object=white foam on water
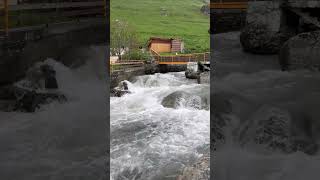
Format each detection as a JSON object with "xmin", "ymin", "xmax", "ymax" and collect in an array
[{"xmin": 110, "ymin": 72, "xmax": 210, "ymax": 179}]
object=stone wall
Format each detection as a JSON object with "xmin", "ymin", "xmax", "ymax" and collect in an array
[
  {"xmin": 110, "ymin": 68, "xmax": 145, "ymax": 89},
  {"xmin": 0, "ymin": 19, "xmax": 107, "ymax": 85}
]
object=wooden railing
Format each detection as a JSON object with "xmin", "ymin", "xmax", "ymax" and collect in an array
[
  {"xmin": 110, "ymin": 60, "xmax": 145, "ymax": 74},
  {"xmin": 154, "ymin": 52, "xmax": 210, "ymax": 64}
]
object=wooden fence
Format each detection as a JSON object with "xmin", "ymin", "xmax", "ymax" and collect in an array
[
  {"xmin": 154, "ymin": 52, "xmax": 210, "ymax": 64},
  {"xmin": 110, "ymin": 60, "xmax": 145, "ymax": 74}
]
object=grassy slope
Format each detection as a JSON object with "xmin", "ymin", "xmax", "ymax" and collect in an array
[{"xmin": 110, "ymin": 0, "xmax": 209, "ymax": 52}]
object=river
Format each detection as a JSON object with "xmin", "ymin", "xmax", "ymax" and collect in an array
[
  {"xmin": 0, "ymin": 46, "xmax": 107, "ymax": 180},
  {"xmin": 213, "ymin": 32, "xmax": 320, "ymax": 180},
  {"xmin": 110, "ymin": 72, "xmax": 210, "ymax": 179}
]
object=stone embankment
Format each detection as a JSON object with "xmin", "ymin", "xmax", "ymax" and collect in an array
[{"xmin": 111, "ymin": 61, "xmax": 188, "ymax": 90}]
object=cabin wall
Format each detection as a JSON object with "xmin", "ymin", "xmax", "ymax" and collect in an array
[{"xmin": 150, "ymin": 42, "xmax": 171, "ymax": 53}]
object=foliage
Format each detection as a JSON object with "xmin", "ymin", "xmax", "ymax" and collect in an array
[
  {"xmin": 122, "ymin": 50, "xmax": 152, "ymax": 61},
  {"xmin": 110, "ymin": 20, "xmax": 139, "ymax": 59}
]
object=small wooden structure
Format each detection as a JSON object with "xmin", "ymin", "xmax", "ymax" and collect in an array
[{"xmin": 147, "ymin": 37, "xmax": 184, "ymax": 53}]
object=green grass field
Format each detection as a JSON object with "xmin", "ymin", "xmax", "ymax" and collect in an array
[{"xmin": 110, "ymin": 0, "xmax": 210, "ymax": 53}]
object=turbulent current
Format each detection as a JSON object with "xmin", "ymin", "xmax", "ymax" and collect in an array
[
  {"xmin": 213, "ymin": 32, "xmax": 320, "ymax": 180},
  {"xmin": 110, "ymin": 72, "xmax": 210, "ymax": 179}
]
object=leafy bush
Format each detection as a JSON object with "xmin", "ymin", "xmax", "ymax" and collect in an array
[{"xmin": 122, "ymin": 50, "xmax": 152, "ymax": 61}]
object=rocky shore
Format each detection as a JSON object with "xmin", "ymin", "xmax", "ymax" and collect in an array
[{"xmin": 177, "ymin": 154, "xmax": 210, "ymax": 180}]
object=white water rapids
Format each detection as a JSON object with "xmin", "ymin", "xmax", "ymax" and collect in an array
[
  {"xmin": 110, "ymin": 72, "xmax": 210, "ymax": 179},
  {"xmin": 0, "ymin": 46, "xmax": 107, "ymax": 180},
  {"xmin": 213, "ymin": 32, "xmax": 320, "ymax": 180}
]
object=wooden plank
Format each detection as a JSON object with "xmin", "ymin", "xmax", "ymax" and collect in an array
[
  {"xmin": 210, "ymin": 2, "xmax": 248, "ymax": 9},
  {"xmin": 0, "ymin": 1, "xmax": 104, "ymax": 11}
]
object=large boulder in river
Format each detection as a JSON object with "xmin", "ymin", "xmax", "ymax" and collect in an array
[
  {"xmin": 161, "ymin": 91, "xmax": 206, "ymax": 109},
  {"xmin": 239, "ymin": 106, "xmax": 292, "ymax": 152},
  {"xmin": 240, "ymin": 1, "xmax": 291, "ymax": 54},
  {"xmin": 185, "ymin": 69, "xmax": 199, "ymax": 79},
  {"xmin": 279, "ymin": 31, "xmax": 320, "ymax": 71},
  {"xmin": 161, "ymin": 91, "xmax": 191, "ymax": 109}
]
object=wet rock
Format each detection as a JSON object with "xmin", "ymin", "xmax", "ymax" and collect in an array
[
  {"xmin": 111, "ymin": 89, "xmax": 131, "ymax": 97},
  {"xmin": 111, "ymin": 81, "xmax": 131, "ymax": 97},
  {"xmin": 291, "ymin": 137, "xmax": 318, "ymax": 155},
  {"xmin": 239, "ymin": 106, "xmax": 292, "ymax": 152},
  {"xmin": 197, "ymin": 72, "xmax": 209, "ymax": 84},
  {"xmin": 13, "ymin": 86, "xmax": 66, "ymax": 112},
  {"xmin": 177, "ymin": 154, "xmax": 210, "ymax": 180},
  {"xmin": 198, "ymin": 62, "xmax": 210, "ymax": 72},
  {"xmin": 279, "ymin": 31, "xmax": 320, "ymax": 71},
  {"xmin": 161, "ymin": 91, "xmax": 207, "ymax": 110},
  {"xmin": 185, "ymin": 69, "xmax": 199, "ymax": 79},
  {"xmin": 240, "ymin": 24, "xmax": 286, "ymax": 54},
  {"xmin": 240, "ymin": 1, "xmax": 291, "ymax": 54},
  {"xmin": 9, "ymin": 62, "xmax": 66, "ymax": 112},
  {"xmin": 161, "ymin": 91, "xmax": 191, "ymax": 109},
  {"xmin": 40, "ymin": 64, "xmax": 58, "ymax": 89}
]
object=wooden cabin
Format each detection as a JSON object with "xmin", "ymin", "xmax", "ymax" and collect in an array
[{"xmin": 148, "ymin": 37, "xmax": 184, "ymax": 53}]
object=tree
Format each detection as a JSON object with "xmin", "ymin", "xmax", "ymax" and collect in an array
[{"xmin": 110, "ymin": 20, "xmax": 138, "ymax": 60}]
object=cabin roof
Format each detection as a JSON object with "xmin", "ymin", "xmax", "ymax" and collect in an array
[{"xmin": 147, "ymin": 37, "xmax": 182, "ymax": 47}]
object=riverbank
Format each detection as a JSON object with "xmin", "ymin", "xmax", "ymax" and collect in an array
[{"xmin": 110, "ymin": 63, "xmax": 188, "ymax": 89}]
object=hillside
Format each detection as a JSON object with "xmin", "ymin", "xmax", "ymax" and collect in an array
[{"xmin": 110, "ymin": 0, "xmax": 210, "ymax": 52}]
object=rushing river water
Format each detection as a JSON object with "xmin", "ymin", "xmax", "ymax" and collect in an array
[
  {"xmin": 213, "ymin": 32, "xmax": 320, "ymax": 180},
  {"xmin": 0, "ymin": 46, "xmax": 108, "ymax": 179},
  {"xmin": 110, "ymin": 72, "xmax": 210, "ymax": 179}
]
